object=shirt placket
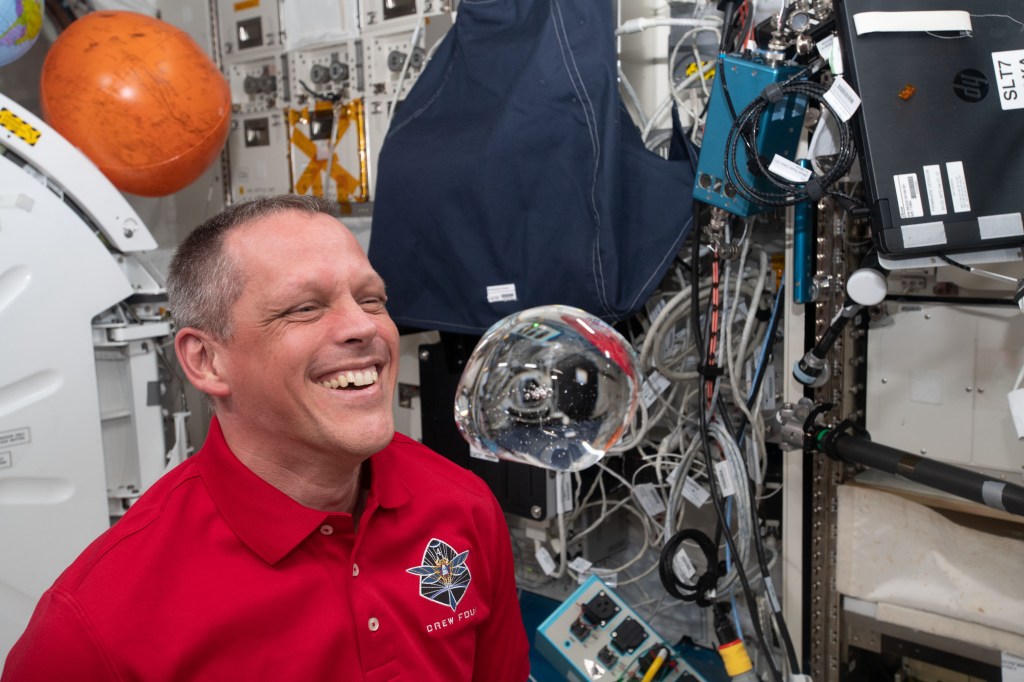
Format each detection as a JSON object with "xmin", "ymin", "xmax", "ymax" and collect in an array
[{"xmin": 349, "ymin": 498, "xmax": 400, "ymax": 680}]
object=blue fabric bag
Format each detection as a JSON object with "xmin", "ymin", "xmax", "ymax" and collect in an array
[{"xmin": 368, "ymin": 0, "xmax": 695, "ymax": 333}]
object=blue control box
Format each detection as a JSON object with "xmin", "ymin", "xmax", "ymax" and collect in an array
[{"xmin": 694, "ymin": 54, "xmax": 807, "ymax": 216}]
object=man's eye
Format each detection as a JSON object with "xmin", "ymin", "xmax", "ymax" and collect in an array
[
  {"xmin": 290, "ymin": 304, "xmax": 320, "ymax": 314},
  {"xmin": 362, "ymin": 297, "xmax": 387, "ymax": 310}
]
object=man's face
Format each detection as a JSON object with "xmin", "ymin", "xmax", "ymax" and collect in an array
[{"xmin": 213, "ymin": 210, "xmax": 400, "ymax": 463}]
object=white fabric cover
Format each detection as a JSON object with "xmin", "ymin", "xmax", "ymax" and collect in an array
[{"xmin": 837, "ymin": 485, "xmax": 1024, "ymax": 638}]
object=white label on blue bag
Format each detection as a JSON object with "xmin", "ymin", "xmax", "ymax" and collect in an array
[{"xmin": 486, "ymin": 283, "xmax": 517, "ymax": 303}]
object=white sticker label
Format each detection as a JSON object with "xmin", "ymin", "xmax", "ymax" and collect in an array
[
  {"xmin": 0, "ymin": 428, "xmax": 30, "ymax": 448},
  {"xmin": 641, "ymin": 370, "xmax": 671, "ymax": 408},
  {"xmin": 1003, "ymin": 652, "xmax": 1024, "ymax": 681},
  {"xmin": 816, "ymin": 34, "xmax": 837, "ymax": 74},
  {"xmin": 922, "ymin": 164, "xmax": 947, "ymax": 216},
  {"xmin": 992, "ymin": 50, "xmax": 1024, "ymax": 111},
  {"xmin": 853, "ymin": 10, "xmax": 972, "ymax": 36},
  {"xmin": 469, "ymin": 445, "xmax": 500, "ymax": 462},
  {"xmin": 894, "ymin": 173, "xmax": 925, "ymax": 219},
  {"xmin": 568, "ymin": 556, "xmax": 594, "ymax": 574},
  {"xmin": 633, "ymin": 483, "xmax": 666, "ymax": 518},
  {"xmin": 486, "ymin": 283, "xmax": 517, "ymax": 303},
  {"xmin": 556, "ymin": 472, "xmax": 574, "ymax": 514},
  {"xmin": 946, "ymin": 161, "xmax": 971, "ymax": 213},
  {"xmin": 714, "ymin": 460, "xmax": 737, "ymax": 497},
  {"xmin": 764, "ymin": 576, "xmax": 781, "ymax": 612},
  {"xmin": 648, "ymin": 298, "xmax": 667, "ymax": 320},
  {"xmin": 672, "ymin": 548, "xmax": 697, "ymax": 580},
  {"xmin": 768, "ymin": 154, "xmax": 813, "ymax": 183},
  {"xmin": 760, "ymin": 364, "xmax": 777, "ymax": 410},
  {"xmin": 590, "ymin": 568, "xmax": 617, "ymax": 587},
  {"xmin": 900, "ymin": 222, "xmax": 947, "ymax": 248},
  {"xmin": 823, "ymin": 76, "xmax": 861, "ymax": 121},
  {"xmin": 978, "ymin": 213, "xmax": 1024, "ymax": 240},
  {"xmin": 535, "ymin": 546, "xmax": 557, "ymax": 576},
  {"xmin": 682, "ymin": 475, "xmax": 711, "ymax": 507}
]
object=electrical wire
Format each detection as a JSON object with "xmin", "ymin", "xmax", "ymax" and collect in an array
[
  {"xmin": 690, "ymin": 228, "xmax": 785, "ymax": 682},
  {"xmin": 720, "ymin": 61, "xmax": 858, "ymax": 209},
  {"xmin": 387, "ymin": 8, "xmax": 425, "ymax": 127}
]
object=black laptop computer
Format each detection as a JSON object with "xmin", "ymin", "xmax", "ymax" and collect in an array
[{"xmin": 836, "ymin": 0, "xmax": 1024, "ymax": 259}]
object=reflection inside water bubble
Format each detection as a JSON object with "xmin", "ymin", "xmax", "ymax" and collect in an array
[{"xmin": 454, "ymin": 305, "xmax": 641, "ymax": 472}]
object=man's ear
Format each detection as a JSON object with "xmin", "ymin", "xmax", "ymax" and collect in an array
[{"xmin": 175, "ymin": 327, "xmax": 231, "ymax": 398}]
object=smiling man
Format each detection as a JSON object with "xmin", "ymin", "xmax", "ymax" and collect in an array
[{"xmin": 2, "ymin": 196, "xmax": 530, "ymax": 681}]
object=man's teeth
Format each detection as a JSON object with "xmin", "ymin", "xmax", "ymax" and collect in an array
[{"xmin": 320, "ymin": 369, "xmax": 379, "ymax": 389}]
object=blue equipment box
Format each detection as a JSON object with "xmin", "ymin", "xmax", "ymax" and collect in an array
[
  {"xmin": 694, "ymin": 54, "xmax": 807, "ymax": 217},
  {"xmin": 535, "ymin": 575, "xmax": 711, "ymax": 681}
]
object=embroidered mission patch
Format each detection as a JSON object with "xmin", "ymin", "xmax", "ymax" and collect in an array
[{"xmin": 406, "ymin": 538, "xmax": 472, "ymax": 611}]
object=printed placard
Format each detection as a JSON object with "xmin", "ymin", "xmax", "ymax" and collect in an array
[
  {"xmin": 946, "ymin": 161, "xmax": 971, "ymax": 213},
  {"xmin": 1003, "ymin": 651, "xmax": 1024, "ymax": 682},
  {"xmin": 894, "ymin": 173, "xmax": 925, "ymax": 219},
  {"xmin": 633, "ymin": 483, "xmax": 666, "ymax": 518},
  {"xmin": 469, "ymin": 445, "xmax": 499, "ymax": 463},
  {"xmin": 535, "ymin": 546, "xmax": 557, "ymax": 576},
  {"xmin": 823, "ymin": 76, "xmax": 861, "ymax": 121},
  {"xmin": 556, "ymin": 472, "xmax": 574, "ymax": 514},
  {"xmin": 0, "ymin": 427, "xmax": 30, "ymax": 448},
  {"xmin": 672, "ymin": 548, "xmax": 697, "ymax": 580},
  {"xmin": 922, "ymin": 164, "xmax": 947, "ymax": 216},
  {"xmin": 768, "ymin": 154, "xmax": 813, "ymax": 183},
  {"xmin": 681, "ymin": 475, "xmax": 711, "ymax": 508},
  {"xmin": 641, "ymin": 370, "xmax": 671, "ymax": 408},
  {"xmin": 486, "ymin": 283, "xmax": 517, "ymax": 303},
  {"xmin": 992, "ymin": 50, "xmax": 1024, "ymax": 111},
  {"xmin": 714, "ymin": 460, "xmax": 737, "ymax": 497}
]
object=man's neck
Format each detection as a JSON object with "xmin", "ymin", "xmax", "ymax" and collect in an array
[{"xmin": 231, "ymin": 446, "xmax": 367, "ymax": 514}]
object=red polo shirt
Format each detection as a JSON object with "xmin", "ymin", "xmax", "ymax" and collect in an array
[{"xmin": 2, "ymin": 419, "xmax": 529, "ymax": 681}]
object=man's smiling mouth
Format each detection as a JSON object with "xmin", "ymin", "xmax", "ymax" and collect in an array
[{"xmin": 319, "ymin": 368, "xmax": 379, "ymax": 389}]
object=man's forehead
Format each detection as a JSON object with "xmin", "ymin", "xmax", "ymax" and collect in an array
[{"xmin": 227, "ymin": 209, "xmax": 352, "ymax": 244}]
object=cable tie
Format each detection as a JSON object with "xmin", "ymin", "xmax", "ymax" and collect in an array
[
  {"xmin": 762, "ymin": 82, "xmax": 784, "ymax": 103},
  {"xmin": 805, "ymin": 178, "xmax": 825, "ymax": 202},
  {"xmin": 699, "ymin": 364, "xmax": 726, "ymax": 378}
]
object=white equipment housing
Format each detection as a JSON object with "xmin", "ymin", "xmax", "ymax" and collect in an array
[{"xmin": 0, "ymin": 93, "xmax": 173, "ymax": 655}]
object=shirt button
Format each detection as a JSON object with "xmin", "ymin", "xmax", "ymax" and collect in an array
[
  {"xmin": 352, "ymin": 563, "xmax": 360, "ymax": 577},
  {"xmin": 368, "ymin": 617, "xmax": 380, "ymax": 632},
  {"xmin": 319, "ymin": 524, "xmax": 334, "ymax": 535}
]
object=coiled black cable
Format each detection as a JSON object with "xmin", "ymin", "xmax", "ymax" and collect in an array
[{"xmin": 722, "ymin": 65, "xmax": 858, "ymax": 209}]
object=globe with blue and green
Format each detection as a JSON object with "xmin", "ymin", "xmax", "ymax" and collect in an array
[{"xmin": 0, "ymin": 0, "xmax": 42, "ymax": 67}]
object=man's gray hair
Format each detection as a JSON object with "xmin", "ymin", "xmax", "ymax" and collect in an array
[{"xmin": 166, "ymin": 195, "xmax": 342, "ymax": 340}]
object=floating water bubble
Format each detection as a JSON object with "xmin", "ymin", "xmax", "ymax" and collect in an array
[{"xmin": 455, "ymin": 305, "xmax": 641, "ymax": 472}]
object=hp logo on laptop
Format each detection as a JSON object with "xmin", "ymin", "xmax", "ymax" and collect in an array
[{"xmin": 953, "ymin": 68, "xmax": 990, "ymax": 103}]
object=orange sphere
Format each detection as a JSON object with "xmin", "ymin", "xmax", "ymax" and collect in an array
[{"xmin": 40, "ymin": 11, "xmax": 230, "ymax": 197}]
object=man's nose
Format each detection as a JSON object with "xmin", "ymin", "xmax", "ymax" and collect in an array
[{"xmin": 329, "ymin": 299, "xmax": 379, "ymax": 344}]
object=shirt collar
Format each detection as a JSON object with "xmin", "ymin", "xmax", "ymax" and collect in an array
[{"xmin": 195, "ymin": 417, "xmax": 412, "ymax": 565}]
